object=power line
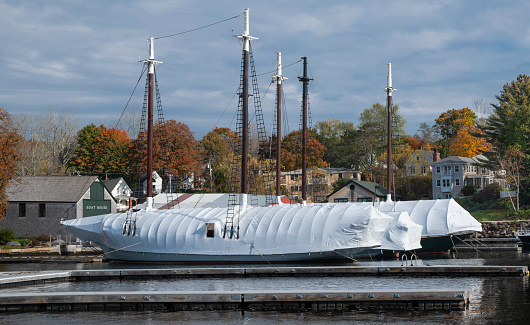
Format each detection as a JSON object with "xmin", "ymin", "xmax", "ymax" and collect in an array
[{"xmin": 154, "ymin": 14, "xmax": 241, "ymax": 40}]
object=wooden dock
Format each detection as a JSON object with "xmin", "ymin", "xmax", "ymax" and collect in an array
[
  {"xmin": 68, "ymin": 265, "xmax": 529, "ymax": 280},
  {"xmin": 0, "ymin": 289, "xmax": 471, "ymax": 312},
  {"xmin": 0, "ymin": 265, "xmax": 527, "ymax": 312}
]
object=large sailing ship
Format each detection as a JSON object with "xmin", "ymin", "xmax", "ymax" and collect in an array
[{"xmin": 63, "ymin": 9, "xmax": 480, "ymax": 262}]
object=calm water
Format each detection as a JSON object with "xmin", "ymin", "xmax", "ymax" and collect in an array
[{"xmin": 1, "ymin": 250, "xmax": 530, "ymax": 324}]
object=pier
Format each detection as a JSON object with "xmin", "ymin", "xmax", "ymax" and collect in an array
[
  {"xmin": 0, "ymin": 289, "xmax": 471, "ymax": 312},
  {"xmin": 0, "ymin": 265, "xmax": 527, "ymax": 312}
]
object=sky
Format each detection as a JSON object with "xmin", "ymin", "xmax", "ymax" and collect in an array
[{"xmin": 1, "ymin": 0, "xmax": 530, "ymax": 139}]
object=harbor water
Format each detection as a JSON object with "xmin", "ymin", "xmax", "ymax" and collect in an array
[{"xmin": 1, "ymin": 250, "xmax": 530, "ymax": 324}]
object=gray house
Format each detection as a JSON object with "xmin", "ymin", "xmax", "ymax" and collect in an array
[{"xmin": 0, "ymin": 176, "xmax": 116, "ymax": 239}]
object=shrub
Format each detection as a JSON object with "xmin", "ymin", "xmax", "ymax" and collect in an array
[
  {"xmin": 0, "ymin": 228, "xmax": 15, "ymax": 244},
  {"xmin": 460, "ymin": 184, "xmax": 476, "ymax": 197}
]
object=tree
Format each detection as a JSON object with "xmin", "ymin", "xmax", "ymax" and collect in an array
[
  {"xmin": 133, "ymin": 120, "xmax": 203, "ymax": 190},
  {"xmin": 14, "ymin": 109, "xmax": 77, "ymax": 175},
  {"xmin": 435, "ymin": 107, "xmax": 489, "ymax": 157},
  {"xmin": 357, "ymin": 103, "xmax": 407, "ymax": 181},
  {"xmin": 70, "ymin": 124, "xmax": 131, "ymax": 175},
  {"xmin": 359, "ymin": 103, "xmax": 406, "ymax": 144},
  {"xmin": 199, "ymin": 127, "xmax": 238, "ymax": 192},
  {"xmin": 313, "ymin": 118, "xmax": 355, "ymax": 168},
  {"xmin": 281, "ymin": 130, "xmax": 327, "ymax": 171},
  {"xmin": 482, "ymin": 75, "xmax": 530, "ymax": 208},
  {"xmin": 483, "ymin": 75, "xmax": 530, "ymax": 154},
  {"xmin": 0, "ymin": 108, "xmax": 22, "ymax": 218}
]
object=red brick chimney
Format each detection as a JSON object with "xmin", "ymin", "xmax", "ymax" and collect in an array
[{"xmin": 433, "ymin": 148, "xmax": 440, "ymax": 162}]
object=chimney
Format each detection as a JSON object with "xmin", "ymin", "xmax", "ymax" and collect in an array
[{"xmin": 433, "ymin": 148, "xmax": 440, "ymax": 162}]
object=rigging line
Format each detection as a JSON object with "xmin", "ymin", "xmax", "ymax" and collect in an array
[
  {"xmin": 114, "ymin": 65, "xmax": 148, "ymax": 130},
  {"xmin": 255, "ymin": 59, "xmax": 302, "ymax": 77},
  {"xmin": 215, "ymin": 87, "xmax": 240, "ymax": 128},
  {"xmin": 154, "ymin": 14, "xmax": 241, "ymax": 39}
]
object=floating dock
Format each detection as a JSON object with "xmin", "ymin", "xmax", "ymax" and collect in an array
[
  {"xmin": 0, "ymin": 265, "xmax": 527, "ymax": 312},
  {"xmin": 0, "ymin": 289, "xmax": 471, "ymax": 312}
]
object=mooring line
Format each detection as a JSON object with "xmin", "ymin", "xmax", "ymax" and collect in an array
[
  {"xmin": 250, "ymin": 244, "xmax": 270, "ymax": 264},
  {"xmin": 333, "ymin": 250, "xmax": 359, "ymax": 263},
  {"xmin": 102, "ymin": 242, "xmax": 143, "ymax": 256}
]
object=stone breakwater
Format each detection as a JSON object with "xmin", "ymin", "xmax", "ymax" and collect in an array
[{"xmin": 477, "ymin": 220, "xmax": 530, "ymax": 238}]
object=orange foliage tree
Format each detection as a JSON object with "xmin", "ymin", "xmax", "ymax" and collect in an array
[
  {"xmin": 448, "ymin": 128, "xmax": 491, "ymax": 157},
  {"xmin": 281, "ymin": 130, "xmax": 327, "ymax": 171},
  {"xmin": 435, "ymin": 107, "xmax": 488, "ymax": 157},
  {"xmin": 134, "ymin": 120, "xmax": 203, "ymax": 187},
  {"xmin": 70, "ymin": 124, "xmax": 131, "ymax": 175},
  {"xmin": 0, "ymin": 108, "xmax": 22, "ymax": 218}
]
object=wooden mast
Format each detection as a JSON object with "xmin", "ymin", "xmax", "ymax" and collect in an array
[
  {"xmin": 299, "ymin": 57, "xmax": 310, "ymax": 204},
  {"xmin": 236, "ymin": 9, "xmax": 257, "ymax": 205},
  {"xmin": 385, "ymin": 63, "xmax": 396, "ymax": 202},
  {"xmin": 274, "ymin": 52, "xmax": 286, "ymax": 204},
  {"xmin": 142, "ymin": 37, "xmax": 161, "ymax": 209}
]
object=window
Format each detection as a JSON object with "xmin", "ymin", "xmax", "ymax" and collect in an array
[
  {"xmin": 442, "ymin": 179, "xmax": 451, "ymax": 187},
  {"xmin": 409, "ymin": 166, "xmax": 415, "ymax": 175},
  {"xmin": 421, "ymin": 166, "xmax": 427, "ymax": 174},
  {"xmin": 206, "ymin": 223, "xmax": 215, "ymax": 238},
  {"xmin": 334, "ymin": 198, "xmax": 348, "ymax": 203},
  {"xmin": 338, "ymin": 173, "xmax": 343, "ymax": 178},
  {"xmin": 455, "ymin": 179, "xmax": 460, "ymax": 186},
  {"xmin": 357, "ymin": 197, "xmax": 373, "ymax": 202},
  {"xmin": 436, "ymin": 166, "xmax": 441, "ymax": 174},
  {"xmin": 436, "ymin": 179, "xmax": 441, "ymax": 187},
  {"xmin": 39, "ymin": 203, "xmax": 46, "ymax": 218},
  {"xmin": 19, "ymin": 203, "xmax": 26, "ymax": 218},
  {"xmin": 454, "ymin": 165, "xmax": 460, "ymax": 173},
  {"xmin": 290, "ymin": 175, "xmax": 295, "ymax": 181}
]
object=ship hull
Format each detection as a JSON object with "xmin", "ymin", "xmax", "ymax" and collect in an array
[{"xmin": 100, "ymin": 245, "xmax": 371, "ymax": 263}]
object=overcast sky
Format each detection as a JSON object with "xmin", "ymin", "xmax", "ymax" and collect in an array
[{"xmin": 1, "ymin": 0, "xmax": 529, "ymax": 139}]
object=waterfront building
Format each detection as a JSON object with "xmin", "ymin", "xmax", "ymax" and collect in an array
[{"xmin": 0, "ymin": 176, "xmax": 116, "ymax": 238}]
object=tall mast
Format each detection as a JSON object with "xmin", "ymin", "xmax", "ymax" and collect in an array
[
  {"xmin": 236, "ymin": 9, "xmax": 257, "ymax": 196},
  {"xmin": 141, "ymin": 37, "xmax": 161, "ymax": 209},
  {"xmin": 273, "ymin": 52, "xmax": 286, "ymax": 203},
  {"xmin": 299, "ymin": 57, "xmax": 310, "ymax": 204},
  {"xmin": 384, "ymin": 63, "xmax": 396, "ymax": 202}
]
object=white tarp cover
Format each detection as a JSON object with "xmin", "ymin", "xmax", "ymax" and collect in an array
[
  {"xmin": 379, "ymin": 211, "xmax": 423, "ymax": 251},
  {"xmin": 375, "ymin": 199, "xmax": 482, "ymax": 237},
  {"xmin": 63, "ymin": 203, "xmax": 394, "ymax": 257}
]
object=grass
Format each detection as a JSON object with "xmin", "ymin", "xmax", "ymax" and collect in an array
[{"xmin": 470, "ymin": 209, "xmax": 507, "ymax": 221}]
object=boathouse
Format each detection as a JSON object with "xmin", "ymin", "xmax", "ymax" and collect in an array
[{"xmin": 0, "ymin": 176, "xmax": 116, "ymax": 239}]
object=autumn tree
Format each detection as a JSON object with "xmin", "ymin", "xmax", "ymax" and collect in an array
[
  {"xmin": 435, "ymin": 107, "xmax": 490, "ymax": 157},
  {"xmin": 69, "ymin": 124, "xmax": 132, "ymax": 176},
  {"xmin": 281, "ymin": 130, "xmax": 327, "ymax": 171},
  {"xmin": 132, "ymin": 120, "xmax": 202, "ymax": 191},
  {"xmin": 0, "ymin": 108, "xmax": 22, "ymax": 218}
]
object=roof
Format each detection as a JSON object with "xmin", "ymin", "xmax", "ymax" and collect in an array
[
  {"xmin": 7, "ymin": 176, "xmax": 99, "ymax": 203},
  {"xmin": 136, "ymin": 193, "xmax": 295, "ymax": 210},
  {"xmin": 102, "ymin": 178, "xmax": 121, "ymax": 191},
  {"xmin": 430, "ymin": 154, "xmax": 488, "ymax": 165},
  {"xmin": 327, "ymin": 180, "xmax": 388, "ymax": 198},
  {"xmin": 281, "ymin": 168, "xmax": 360, "ymax": 175}
]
